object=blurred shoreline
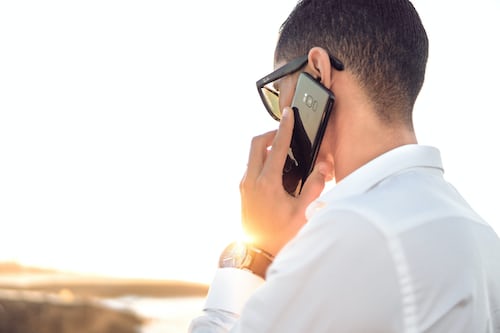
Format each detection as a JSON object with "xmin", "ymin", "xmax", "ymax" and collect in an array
[
  {"xmin": 0, "ymin": 262, "xmax": 208, "ymax": 333},
  {"xmin": 0, "ymin": 262, "xmax": 209, "ymax": 297}
]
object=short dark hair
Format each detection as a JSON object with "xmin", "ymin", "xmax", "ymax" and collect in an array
[{"xmin": 276, "ymin": 0, "xmax": 428, "ymax": 126}]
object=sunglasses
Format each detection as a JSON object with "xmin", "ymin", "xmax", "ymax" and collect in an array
[{"xmin": 256, "ymin": 54, "xmax": 345, "ymax": 121}]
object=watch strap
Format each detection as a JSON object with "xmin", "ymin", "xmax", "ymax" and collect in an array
[
  {"xmin": 246, "ymin": 245, "xmax": 274, "ymax": 279},
  {"xmin": 219, "ymin": 242, "xmax": 274, "ymax": 279}
]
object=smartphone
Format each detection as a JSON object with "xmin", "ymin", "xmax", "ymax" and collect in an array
[{"xmin": 282, "ymin": 72, "xmax": 335, "ymax": 196}]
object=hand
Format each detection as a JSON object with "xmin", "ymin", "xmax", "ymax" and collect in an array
[{"xmin": 240, "ymin": 107, "xmax": 332, "ymax": 257}]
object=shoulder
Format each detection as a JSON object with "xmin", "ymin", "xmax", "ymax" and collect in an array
[
  {"xmin": 262, "ymin": 208, "xmax": 404, "ymax": 331},
  {"xmin": 271, "ymin": 206, "xmax": 394, "ymax": 280}
]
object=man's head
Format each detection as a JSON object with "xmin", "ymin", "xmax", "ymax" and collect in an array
[{"xmin": 276, "ymin": 0, "xmax": 428, "ymax": 127}]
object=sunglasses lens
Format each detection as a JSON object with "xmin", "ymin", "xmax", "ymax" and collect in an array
[{"xmin": 261, "ymin": 86, "xmax": 281, "ymax": 121}]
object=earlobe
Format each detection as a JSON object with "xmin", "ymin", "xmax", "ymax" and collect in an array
[{"xmin": 307, "ymin": 47, "xmax": 333, "ymax": 88}]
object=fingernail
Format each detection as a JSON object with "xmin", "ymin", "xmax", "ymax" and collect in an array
[
  {"xmin": 318, "ymin": 164, "xmax": 328, "ymax": 177},
  {"xmin": 282, "ymin": 107, "xmax": 290, "ymax": 119},
  {"xmin": 317, "ymin": 162, "xmax": 332, "ymax": 179}
]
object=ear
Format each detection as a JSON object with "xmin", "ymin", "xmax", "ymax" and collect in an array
[{"xmin": 307, "ymin": 47, "xmax": 334, "ymax": 89}]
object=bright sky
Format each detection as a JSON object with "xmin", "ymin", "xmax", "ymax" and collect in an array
[{"xmin": 0, "ymin": 1, "xmax": 499, "ymax": 285}]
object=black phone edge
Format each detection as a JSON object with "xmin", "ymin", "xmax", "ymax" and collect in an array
[{"xmin": 297, "ymin": 94, "xmax": 334, "ymax": 194}]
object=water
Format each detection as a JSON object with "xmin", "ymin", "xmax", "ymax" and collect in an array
[{"xmin": 102, "ymin": 296, "xmax": 205, "ymax": 333}]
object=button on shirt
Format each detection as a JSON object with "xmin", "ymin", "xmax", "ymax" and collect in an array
[{"xmin": 189, "ymin": 144, "xmax": 500, "ymax": 333}]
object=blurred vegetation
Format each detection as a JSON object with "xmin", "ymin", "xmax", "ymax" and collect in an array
[{"xmin": 0, "ymin": 297, "xmax": 143, "ymax": 333}]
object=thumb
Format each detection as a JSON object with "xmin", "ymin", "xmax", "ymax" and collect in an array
[{"xmin": 299, "ymin": 162, "xmax": 333, "ymax": 204}]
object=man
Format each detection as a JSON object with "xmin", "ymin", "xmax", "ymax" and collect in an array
[{"xmin": 189, "ymin": 0, "xmax": 500, "ymax": 332}]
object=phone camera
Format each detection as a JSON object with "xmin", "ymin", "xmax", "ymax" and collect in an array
[{"xmin": 303, "ymin": 93, "xmax": 318, "ymax": 111}]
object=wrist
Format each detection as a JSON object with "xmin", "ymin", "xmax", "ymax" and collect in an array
[{"xmin": 219, "ymin": 241, "xmax": 274, "ymax": 280}]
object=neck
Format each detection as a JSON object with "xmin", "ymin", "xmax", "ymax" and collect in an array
[
  {"xmin": 322, "ymin": 70, "xmax": 418, "ymax": 183},
  {"xmin": 333, "ymin": 123, "xmax": 417, "ymax": 182},
  {"xmin": 330, "ymin": 82, "xmax": 417, "ymax": 181}
]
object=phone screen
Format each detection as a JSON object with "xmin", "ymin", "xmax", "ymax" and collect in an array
[{"xmin": 282, "ymin": 72, "xmax": 334, "ymax": 196}]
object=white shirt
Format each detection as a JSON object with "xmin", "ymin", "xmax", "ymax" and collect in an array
[{"xmin": 189, "ymin": 145, "xmax": 500, "ymax": 332}]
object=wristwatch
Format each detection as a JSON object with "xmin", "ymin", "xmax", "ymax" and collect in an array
[{"xmin": 219, "ymin": 241, "xmax": 274, "ymax": 279}]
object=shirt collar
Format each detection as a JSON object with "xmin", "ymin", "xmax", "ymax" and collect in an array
[{"xmin": 306, "ymin": 144, "xmax": 444, "ymax": 218}]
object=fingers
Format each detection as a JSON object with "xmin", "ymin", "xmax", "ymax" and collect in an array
[
  {"xmin": 243, "ymin": 107, "xmax": 295, "ymax": 185},
  {"xmin": 261, "ymin": 107, "xmax": 294, "ymax": 178},
  {"xmin": 298, "ymin": 161, "xmax": 333, "ymax": 205},
  {"xmin": 240, "ymin": 107, "xmax": 328, "ymax": 255},
  {"xmin": 244, "ymin": 130, "xmax": 276, "ymax": 182}
]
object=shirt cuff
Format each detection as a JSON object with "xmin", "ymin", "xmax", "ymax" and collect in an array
[{"xmin": 204, "ymin": 267, "xmax": 265, "ymax": 315}]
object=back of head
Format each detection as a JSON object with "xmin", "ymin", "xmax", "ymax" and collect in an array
[{"xmin": 276, "ymin": 0, "xmax": 428, "ymax": 127}]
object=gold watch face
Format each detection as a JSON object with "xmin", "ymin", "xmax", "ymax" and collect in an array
[{"xmin": 219, "ymin": 242, "xmax": 248, "ymax": 268}]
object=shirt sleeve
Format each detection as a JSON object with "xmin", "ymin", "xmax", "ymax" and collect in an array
[
  {"xmin": 188, "ymin": 309, "xmax": 238, "ymax": 333},
  {"xmin": 188, "ymin": 268, "xmax": 264, "ymax": 333}
]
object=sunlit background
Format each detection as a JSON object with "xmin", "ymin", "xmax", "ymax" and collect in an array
[{"xmin": 1, "ymin": 0, "xmax": 499, "ymax": 285}]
